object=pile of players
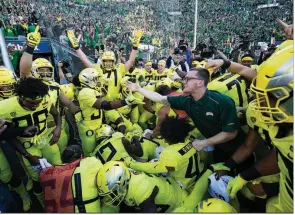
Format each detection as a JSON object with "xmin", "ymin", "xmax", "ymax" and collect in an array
[{"xmin": 0, "ymin": 23, "xmax": 293, "ymax": 213}]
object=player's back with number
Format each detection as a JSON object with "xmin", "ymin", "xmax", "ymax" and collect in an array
[
  {"xmin": 92, "ymin": 132, "xmax": 130, "ymax": 164},
  {"xmin": 78, "ymin": 87, "xmax": 103, "ymax": 130},
  {"xmin": 159, "ymin": 142, "xmax": 204, "ymax": 190},
  {"xmin": 208, "ymin": 73, "xmax": 249, "ymax": 108}
]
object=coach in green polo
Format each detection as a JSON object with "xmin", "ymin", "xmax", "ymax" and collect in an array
[{"xmin": 127, "ymin": 67, "xmax": 247, "ymax": 163}]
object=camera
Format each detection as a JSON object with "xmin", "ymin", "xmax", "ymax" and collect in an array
[
  {"xmin": 178, "ymin": 39, "xmax": 188, "ymax": 52},
  {"xmin": 60, "ymin": 60, "xmax": 70, "ymax": 69}
]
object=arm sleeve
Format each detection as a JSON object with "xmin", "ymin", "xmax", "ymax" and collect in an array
[
  {"xmin": 78, "ymin": 89, "xmax": 97, "ymax": 107},
  {"xmin": 220, "ymin": 96, "xmax": 240, "ymax": 132},
  {"xmin": 182, "ymin": 169, "xmax": 212, "ymax": 209},
  {"xmin": 130, "ymin": 161, "xmax": 168, "ymax": 174},
  {"xmin": 167, "ymin": 95, "xmax": 186, "ymax": 110},
  {"xmin": 0, "ymin": 126, "xmax": 26, "ymax": 141},
  {"xmin": 134, "ymin": 178, "xmax": 157, "ymax": 206}
]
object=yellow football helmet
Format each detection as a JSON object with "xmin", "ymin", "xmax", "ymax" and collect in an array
[
  {"xmin": 96, "ymin": 161, "xmax": 130, "ymax": 206},
  {"xmin": 0, "ymin": 67, "xmax": 16, "ymax": 98},
  {"xmin": 192, "ymin": 60, "xmax": 215, "ymax": 80},
  {"xmin": 79, "ymin": 68, "xmax": 102, "ymax": 91},
  {"xmin": 250, "ymin": 44, "xmax": 293, "ymax": 124},
  {"xmin": 96, "ymin": 124, "xmax": 114, "ymax": 141},
  {"xmin": 274, "ymin": 40, "xmax": 293, "ymax": 54},
  {"xmin": 31, "ymin": 58, "xmax": 54, "ymax": 81},
  {"xmin": 60, "ymin": 84, "xmax": 74, "ymax": 101},
  {"xmin": 196, "ymin": 198, "xmax": 237, "ymax": 213},
  {"xmin": 172, "ymin": 78, "xmax": 183, "ymax": 89},
  {"xmin": 101, "ymin": 51, "xmax": 115, "ymax": 71},
  {"xmin": 155, "ymin": 78, "xmax": 172, "ymax": 89}
]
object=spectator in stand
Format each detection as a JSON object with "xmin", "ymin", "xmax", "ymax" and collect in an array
[{"xmin": 59, "ymin": 30, "xmax": 68, "ymax": 45}]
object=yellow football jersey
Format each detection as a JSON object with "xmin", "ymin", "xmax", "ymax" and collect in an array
[
  {"xmin": 247, "ymin": 107, "xmax": 293, "ymax": 211},
  {"xmin": 92, "ymin": 132, "xmax": 131, "ymax": 164},
  {"xmin": 72, "ymin": 157, "xmax": 103, "ymax": 212},
  {"xmin": 125, "ymin": 169, "xmax": 187, "ymax": 212},
  {"xmin": 208, "ymin": 73, "xmax": 249, "ymax": 108},
  {"xmin": 142, "ymin": 68, "xmax": 155, "ymax": 83},
  {"xmin": 152, "ymin": 69, "xmax": 173, "ymax": 81},
  {"xmin": 0, "ymin": 95, "xmax": 52, "ymax": 139},
  {"xmin": 103, "ymin": 109, "xmax": 122, "ymax": 129},
  {"xmin": 158, "ymin": 142, "xmax": 204, "ymax": 190},
  {"xmin": 268, "ymin": 124, "xmax": 293, "ymax": 211},
  {"xmin": 100, "ymin": 64, "xmax": 125, "ymax": 101},
  {"xmin": 78, "ymin": 87, "xmax": 103, "ymax": 130},
  {"xmin": 125, "ymin": 68, "xmax": 144, "ymax": 83},
  {"xmin": 133, "ymin": 137, "xmax": 169, "ymax": 162}
]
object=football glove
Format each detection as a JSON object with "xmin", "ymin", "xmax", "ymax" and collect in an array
[
  {"xmin": 67, "ymin": 30, "xmax": 81, "ymax": 50},
  {"xmin": 226, "ymin": 175, "xmax": 248, "ymax": 199},
  {"xmin": 129, "ymin": 30, "xmax": 143, "ymax": 48},
  {"xmin": 125, "ymin": 91, "xmax": 145, "ymax": 105},
  {"xmin": 210, "ymin": 162, "xmax": 231, "ymax": 172},
  {"xmin": 32, "ymin": 158, "xmax": 52, "ymax": 171},
  {"xmin": 27, "ymin": 26, "xmax": 41, "ymax": 47}
]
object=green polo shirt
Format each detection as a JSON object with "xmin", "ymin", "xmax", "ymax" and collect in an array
[{"xmin": 167, "ymin": 90, "xmax": 245, "ymax": 155}]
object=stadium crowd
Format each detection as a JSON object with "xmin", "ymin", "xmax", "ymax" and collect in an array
[
  {"xmin": 1, "ymin": 0, "xmax": 293, "ymax": 56},
  {"xmin": 0, "ymin": 0, "xmax": 294, "ymax": 213}
]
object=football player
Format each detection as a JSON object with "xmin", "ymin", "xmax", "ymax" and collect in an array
[
  {"xmin": 223, "ymin": 44, "xmax": 293, "ymax": 213},
  {"xmin": 96, "ymin": 161, "xmax": 188, "ymax": 212},
  {"xmin": 0, "ymin": 68, "xmax": 33, "ymax": 211},
  {"xmin": 173, "ymin": 163, "xmax": 239, "ymax": 212},
  {"xmin": 152, "ymin": 60, "xmax": 173, "ymax": 81},
  {"xmin": 77, "ymin": 68, "xmax": 144, "ymax": 156},
  {"xmin": 91, "ymin": 125, "xmax": 134, "ymax": 164},
  {"xmin": 148, "ymin": 79, "xmax": 187, "ymax": 138},
  {"xmin": 39, "ymin": 145, "xmax": 103, "ymax": 213},
  {"xmin": 142, "ymin": 61, "xmax": 154, "ymax": 83},
  {"xmin": 0, "ymin": 67, "xmax": 16, "ymax": 101},
  {"xmin": 125, "ymin": 117, "xmax": 204, "ymax": 191},
  {"xmin": 19, "ymin": 27, "xmax": 80, "ymax": 156},
  {"xmin": 0, "ymin": 78, "xmax": 62, "ymax": 207},
  {"xmin": 67, "ymin": 29, "xmax": 143, "ymax": 101}
]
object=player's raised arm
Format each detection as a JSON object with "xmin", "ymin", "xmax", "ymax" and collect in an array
[
  {"xmin": 125, "ymin": 30, "xmax": 144, "ymax": 71},
  {"xmin": 20, "ymin": 26, "xmax": 41, "ymax": 78},
  {"xmin": 205, "ymin": 59, "xmax": 257, "ymax": 81},
  {"xmin": 127, "ymin": 82, "xmax": 169, "ymax": 105},
  {"xmin": 92, "ymin": 90, "xmax": 145, "ymax": 110},
  {"xmin": 67, "ymin": 30, "xmax": 95, "ymax": 68}
]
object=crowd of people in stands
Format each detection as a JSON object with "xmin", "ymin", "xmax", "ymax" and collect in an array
[{"xmin": 1, "ymin": 0, "xmax": 293, "ymax": 58}]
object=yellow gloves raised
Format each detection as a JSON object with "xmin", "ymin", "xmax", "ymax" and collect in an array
[
  {"xmin": 27, "ymin": 26, "xmax": 41, "ymax": 47},
  {"xmin": 129, "ymin": 30, "xmax": 144, "ymax": 48},
  {"xmin": 67, "ymin": 30, "xmax": 81, "ymax": 50}
]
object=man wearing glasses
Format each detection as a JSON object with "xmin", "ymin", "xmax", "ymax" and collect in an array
[{"xmin": 127, "ymin": 67, "xmax": 249, "ymax": 170}]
